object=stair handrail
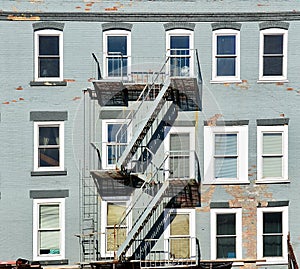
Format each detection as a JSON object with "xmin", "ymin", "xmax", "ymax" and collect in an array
[{"xmin": 114, "ymin": 56, "xmax": 171, "ymax": 165}]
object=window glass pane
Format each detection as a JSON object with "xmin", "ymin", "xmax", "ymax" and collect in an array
[
  {"xmin": 215, "ymin": 134, "xmax": 237, "ymax": 156},
  {"xmin": 108, "ymin": 36, "xmax": 127, "ymax": 55},
  {"xmin": 263, "ymin": 212, "xmax": 282, "ymax": 233},
  {"xmin": 39, "ymin": 127, "xmax": 59, "ymax": 145},
  {"xmin": 39, "ymin": 148, "xmax": 59, "ymax": 167},
  {"xmin": 170, "ymin": 238, "xmax": 190, "ymax": 259},
  {"xmin": 217, "ymin": 58, "xmax": 236, "ymax": 76},
  {"xmin": 107, "ymin": 145, "xmax": 126, "ymax": 165},
  {"xmin": 217, "ymin": 237, "xmax": 236, "ymax": 258},
  {"xmin": 39, "ymin": 36, "xmax": 59, "ymax": 55},
  {"xmin": 264, "ymin": 35, "xmax": 283, "ymax": 54},
  {"xmin": 263, "ymin": 133, "xmax": 282, "ymax": 155},
  {"xmin": 106, "ymin": 227, "xmax": 126, "ymax": 252},
  {"xmin": 170, "ymin": 36, "xmax": 190, "ymax": 50},
  {"xmin": 39, "ymin": 58, "xmax": 60, "ymax": 78},
  {"xmin": 40, "ymin": 231, "xmax": 60, "ymax": 254},
  {"xmin": 107, "ymin": 203, "xmax": 126, "ymax": 226},
  {"xmin": 170, "ymin": 133, "xmax": 189, "ymax": 151},
  {"xmin": 108, "ymin": 124, "xmax": 127, "ymax": 143},
  {"xmin": 217, "ymin": 35, "xmax": 236, "ymax": 55},
  {"xmin": 40, "ymin": 205, "xmax": 59, "ymax": 228},
  {"xmin": 170, "ymin": 156, "xmax": 189, "ymax": 178},
  {"xmin": 263, "ymin": 56, "xmax": 283, "ymax": 76},
  {"xmin": 217, "ymin": 214, "xmax": 236, "ymax": 235},
  {"xmin": 215, "ymin": 157, "xmax": 237, "ymax": 178},
  {"xmin": 108, "ymin": 57, "xmax": 128, "ymax": 77},
  {"xmin": 263, "ymin": 235, "xmax": 282, "ymax": 257},
  {"xmin": 263, "ymin": 157, "xmax": 282, "ymax": 177},
  {"xmin": 170, "ymin": 214, "xmax": 190, "ymax": 236}
]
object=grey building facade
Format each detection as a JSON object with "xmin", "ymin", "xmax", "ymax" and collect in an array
[{"xmin": 1, "ymin": 1, "xmax": 300, "ymax": 269}]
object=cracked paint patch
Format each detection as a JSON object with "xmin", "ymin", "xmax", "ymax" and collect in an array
[
  {"xmin": 7, "ymin": 15, "xmax": 40, "ymax": 21},
  {"xmin": 205, "ymin": 113, "xmax": 223, "ymax": 126}
]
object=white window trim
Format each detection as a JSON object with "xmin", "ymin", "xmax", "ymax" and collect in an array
[
  {"xmin": 257, "ymin": 206, "xmax": 288, "ymax": 265},
  {"xmin": 33, "ymin": 121, "xmax": 65, "ymax": 172},
  {"xmin": 164, "ymin": 208, "xmax": 196, "ymax": 260},
  {"xmin": 34, "ymin": 29, "xmax": 63, "ymax": 82},
  {"xmin": 103, "ymin": 30, "xmax": 131, "ymax": 79},
  {"xmin": 100, "ymin": 198, "xmax": 131, "ymax": 257},
  {"xmin": 166, "ymin": 29, "xmax": 194, "ymax": 77},
  {"xmin": 258, "ymin": 28, "xmax": 288, "ymax": 82},
  {"xmin": 210, "ymin": 208, "xmax": 242, "ymax": 261},
  {"xmin": 211, "ymin": 29, "xmax": 241, "ymax": 83},
  {"xmin": 164, "ymin": 126, "xmax": 195, "ymax": 179},
  {"xmin": 203, "ymin": 125, "xmax": 248, "ymax": 184},
  {"xmin": 101, "ymin": 119, "xmax": 131, "ymax": 169},
  {"xmin": 33, "ymin": 198, "xmax": 65, "ymax": 261},
  {"xmin": 256, "ymin": 125, "xmax": 288, "ymax": 183}
]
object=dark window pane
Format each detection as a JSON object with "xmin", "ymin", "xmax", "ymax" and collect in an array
[
  {"xmin": 263, "ymin": 212, "xmax": 282, "ymax": 233},
  {"xmin": 39, "ymin": 127, "xmax": 59, "ymax": 145},
  {"xmin": 171, "ymin": 36, "xmax": 190, "ymax": 49},
  {"xmin": 39, "ymin": 148, "xmax": 59, "ymax": 167},
  {"xmin": 170, "ymin": 57, "xmax": 190, "ymax": 76},
  {"xmin": 263, "ymin": 235, "xmax": 282, "ymax": 257},
  {"xmin": 217, "ymin": 237, "xmax": 236, "ymax": 258},
  {"xmin": 108, "ymin": 36, "xmax": 127, "ymax": 55},
  {"xmin": 263, "ymin": 56, "xmax": 283, "ymax": 76},
  {"xmin": 217, "ymin": 58, "xmax": 236, "ymax": 76},
  {"xmin": 108, "ymin": 124, "xmax": 127, "ymax": 143},
  {"xmin": 217, "ymin": 36, "xmax": 236, "ymax": 55},
  {"xmin": 39, "ymin": 36, "xmax": 59, "ymax": 55},
  {"xmin": 39, "ymin": 58, "xmax": 60, "ymax": 77},
  {"xmin": 217, "ymin": 214, "xmax": 236, "ymax": 235},
  {"xmin": 264, "ymin": 35, "xmax": 283, "ymax": 54}
]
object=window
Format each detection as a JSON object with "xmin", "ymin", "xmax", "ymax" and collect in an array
[
  {"xmin": 165, "ymin": 209, "xmax": 196, "ymax": 260},
  {"xmin": 210, "ymin": 208, "xmax": 242, "ymax": 260},
  {"xmin": 257, "ymin": 206, "xmax": 288, "ymax": 264},
  {"xmin": 212, "ymin": 29, "xmax": 240, "ymax": 82},
  {"xmin": 164, "ymin": 126, "xmax": 195, "ymax": 179},
  {"xmin": 33, "ymin": 198, "xmax": 65, "ymax": 260},
  {"xmin": 259, "ymin": 28, "xmax": 288, "ymax": 81},
  {"xmin": 103, "ymin": 30, "xmax": 131, "ymax": 78},
  {"xmin": 102, "ymin": 120, "xmax": 129, "ymax": 169},
  {"xmin": 257, "ymin": 125, "xmax": 288, "ymax": 183},
  {"xmin": 166, "ymin": 29, "xmax": 194, "ymax": 77},
  {"xmin": 34, "ymin": 121, "xmax": 64, "ymax": 172},
  {"xmin": 34, "ymin": 29, "xmax": 63, "ymax": 81},
  {"xmin": 100, "ymin": 200, "xmax": 129, "ymax": 256},
  {"xmin": 204, "ymin": 125, "xmax": 248, "ymax": 184}
]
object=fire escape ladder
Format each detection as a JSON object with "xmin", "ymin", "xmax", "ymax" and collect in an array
[
  {"xmin": 116, "ymin": 180, "xmax": 170, "ymax": 260},
  {"xmin": 288, "ymin": 233, "xmax": 299, "ymax": 269},
  {"xmin": 116, "ymin": 77, "xmax": 171, "ymax": 171}
]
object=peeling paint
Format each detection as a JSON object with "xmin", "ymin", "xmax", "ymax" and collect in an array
[
  {"xmin": 7, "ymin": 15, "xmax": 40, "ymax": 21},
  {"xmin": 206, "ymin": 113, "xmax": 223, "ymax": 126},
  {"xmin": 72, "ymin": 96, "xmax": 81, "ymax": 101},
  {"xmin": 16, "ymin": 86, "xmax": 23, "ymax": 91}
]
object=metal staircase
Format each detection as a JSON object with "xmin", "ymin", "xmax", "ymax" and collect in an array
[{"xmin": 116, "ymin": 77, "xmax": 171, "ymax": 171}]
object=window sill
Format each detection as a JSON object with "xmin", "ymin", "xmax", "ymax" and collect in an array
[
  {"xmin": 31, "ymin": 171, "xmax": 67, "ymax": 176},
  {"xmin": 30, "ymin": 81, "xmax": 67, "ymax": 87},
  {"xmin": 255, "ymin": 179, "xmax": 290, "ymax": 184},
  {"xmin": 203, "ymin": 180, "xmax": 250, "ymax": 185},
  {"xmin": 36, "ymin": 259, "xmax": 68, "ymax": 266},
  {"xmin": 256, "ymin": 259, "xmax": 288, "ymax": 266},
  {"xmin": 210, "ymin": 79, "xmax": 242, "ymax": 84},
  {"xmin": 257, "ymin": 79, "xmax": 289, "ymax": 84}
]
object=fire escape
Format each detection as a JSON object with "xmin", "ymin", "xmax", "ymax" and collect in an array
[{"xmin": 79, "ymin": 50, "xmax": 202, "ymax": 268}]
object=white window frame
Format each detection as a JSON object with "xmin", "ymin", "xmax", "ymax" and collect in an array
[
  {"xmin": 257, "ymin": 206, "xmax": 288, "ymax": 265},
  {"xmin": 166, "ymin": 29, "xmax": 194, "ymax": 77},
  {"xmin": 203, "ymin": 125, "xmax": 248, "ymax": 184},
  {"xmin": 102, "ymin": 119, "xmax": 131, "ymax": 169},
  {"xmin": 258, "ymin": 28, "xmax": 288, "ymax": 82},
  {"xmin": 33, "ymin": 198, "xmax": 65, "ymax": 261},
  {"xmin": 210, "ymin": 208, "xmax": 242, "ymax": 261},
  {"xmin": 34, "ymin": 29, "xmax": 63, "ymax": 82},
  {"xmin": 33, "ymin": 121, "xmax": 65, "ymax": 172},
  {"xmin": 103, "ymin": 30, "xmax": 131, "ymax": 79},
  {"xmin": 164, "ymin": 208, "xmax": 196, "ymax": 260},
  {"xmin": 100, "ymin": 199, "xmax": 131, "ymax": 257},
  {"xmin": 257, "ymin": 125, "xmax": 288, "ymax": 183},
  {"xmin": 211, "ymin": 29, "xmax": 241, "ymax": 83},
  {"xmin": 164, "ymin": 126, "xmax": 195, "ymax": 179}
]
